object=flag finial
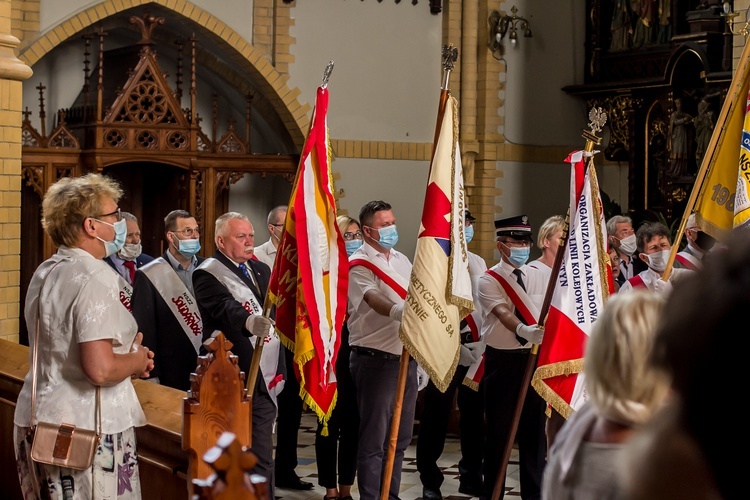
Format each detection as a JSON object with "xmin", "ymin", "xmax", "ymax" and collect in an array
[
  {"xmin": 583, "ymin": 106, "xmax": 607, "ymax": 153},
  {"xmin": 321, "ymin": 60, "xmax": 335, "ymax": 89},
  {"xmin": 441, "ymin": 44, "xmax": 459, "ymax": 90}
]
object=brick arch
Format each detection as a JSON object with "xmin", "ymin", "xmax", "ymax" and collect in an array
[{"xmin": 18, "ymin": 0, "xmax": 309, "ymax": 148}]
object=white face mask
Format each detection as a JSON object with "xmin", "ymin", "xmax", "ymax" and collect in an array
[
  {"xmin": 618, "ymin": 234, "xmax": 637, "ymax": 255},
  {"xmin": 118, "ymin": 242, "xmax": 142, "ymax": 261},
  {"xmin": 646, "ymin": 249, "xmax": 671, "ymax": 272}
]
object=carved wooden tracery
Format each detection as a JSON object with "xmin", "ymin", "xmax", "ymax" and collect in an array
[
  {"xmin": 19, "ymin": 12, "xmax": 300, "ymax": 344},
  {"xmin": 21, "ymin": 12, "xmax": 299, "ymax": 261}
]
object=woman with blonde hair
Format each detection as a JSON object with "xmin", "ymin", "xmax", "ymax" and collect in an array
[
  {"xmin": 13, "ymin": 173, "xmax": 154, "ymax": 499},
  {"xmin": 313, "ymin": 215, "xmax": 362, "ymax": 500},
  {"xmin": 542, "ymin": 290, "xmax": 670, "ymax": 500}
]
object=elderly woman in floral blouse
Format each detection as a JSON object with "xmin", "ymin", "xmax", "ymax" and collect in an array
[{"xmin": 13, "ymin": 173, "xmax": 154, "ymax": 499}]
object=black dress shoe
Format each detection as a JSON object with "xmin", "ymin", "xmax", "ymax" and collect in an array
[
  {"xmin": 458, "ymin": 482, "xmax": 483, "ymax": 497},
  {"xmin": 422, "ymin": 487, "xmax": 443, "ymax": 500},
  {"xmin": 275, "ymin": 474, "xmax": 314, "ymax": 490}
]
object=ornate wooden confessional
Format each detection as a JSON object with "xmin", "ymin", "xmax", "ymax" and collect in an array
[
  {"xmin": 564, "ymin": 1, "xmax": 735, "ymax": 224},
  {"xmin": 20, "ymin": 13, "xmax": 298, "ymax": 343}
]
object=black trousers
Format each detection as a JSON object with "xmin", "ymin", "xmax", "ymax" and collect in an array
[
  {"xmin": 275, "ymin": 345, "xmax": 303, "ymax": 478},
  {"xmin": 481, "ymin": 347, "xmax": 546, "ymax": 500},
  {"xmin": 315, "ymin": 325, "xmax": 359, "ymax": 488},
  {"xmin": 416, "ymin": 365, "xmax": 484, "ymax": 491}
]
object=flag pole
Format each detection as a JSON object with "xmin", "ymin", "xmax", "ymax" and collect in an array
[
  {"xmin": 490, "ymin": 109, "xmax": 607, "ymax": 500},
  {"xmin": 379, "ymin": 45, "xmax": 458, "ymax": 500},
  {"xmin": 662, "ymin": 37, "xmax": 750, "ymax": 281},
  {"xmin": 246, "ymin": 61, "xmax": 336, "ymax": 395}
]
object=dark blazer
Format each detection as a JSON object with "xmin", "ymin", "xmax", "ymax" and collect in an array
[
  {"xmin": 131, "ymin": 252, "xmax": 205, "ymax": 391},
  {"xmin": 192, "ymin": 251, "xmax": 284, "ymax": 396},
  {"xmin": 104, "ymin": 253, "xmax": 155, "ymax": 281}
]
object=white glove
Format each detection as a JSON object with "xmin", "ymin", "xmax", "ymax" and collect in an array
[
  {"xmin": 389, "ymin": 302, "xmax": 404, "ymax": 322},
  {"xmin": 465, "ymin": 341, "xmax": 486, "ymax": 363},
  {"xmin": 653, "ymin": 278, "xmax": 673, "ymax": 294},
  {"xmin": 459, "ymin": 345, "xmax": 474, "ymax": 367},
  {"xmin": 245, "ymin": 314, "xmax": 275, "ymax": 338},
  {"xmin": 516, "ymin": 323, "xmax": 544, "ymax": 345},
  {"xmin": 417, "ymin": 365, "xmax": 430, "ymax": 391}
]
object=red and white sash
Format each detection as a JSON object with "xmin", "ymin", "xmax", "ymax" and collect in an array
[
  {"xmin": 198, "ymin": 258, "xmax": 282, "ymax": 403},
  {"xmin": 140, "ymin": 257, "xmax": 203, "ymax": 354},
  {"xmin": 675, "ymin": 251, "xmax": 701, "ymax": 270},
  {"xmin": 462, "ymin": 311, "xmax": 484, "ymax": 390},
  {"xmin": 349, "ymin": 257, "xmax": 409, "ymax": 300},
  {"xmin": 486, "ymin": 268, "xmax": 540, "ymax": 326},
  {"xmin": 628, "ymin": 274, "xmax": 648, "ymax": 289}
]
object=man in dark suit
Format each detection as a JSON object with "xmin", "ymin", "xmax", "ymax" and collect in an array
[
  {"xmin": 104, "ymin": 211, "xmax": 154, "ymax": 284},
  {"xmin": 131, "ymin": 209, "xmax": 204, "ymax": 390},
  {"xmin": 193, "ymin": 211, "xmax": 285, "ymax": 498}
]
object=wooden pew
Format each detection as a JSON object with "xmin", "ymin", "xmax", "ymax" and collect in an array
[
  {"xmin": 0, "ymin": 338, "xmax": 189, "ymax": 499},
  {"xmin": 192, "ymin": 432, "xmax": 268, "ymax": 500},
  {"xmin": 0, "ymin": 333, "xmax": 256, "ymax": 499},
  {"xmin": 183, "ymin": 332, "xmax": 252, "ymax": 491}
]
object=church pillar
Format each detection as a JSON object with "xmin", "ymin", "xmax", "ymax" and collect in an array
[{"xmin": 0, "ymin": 0, "xmax": 32, "ymax": 342}]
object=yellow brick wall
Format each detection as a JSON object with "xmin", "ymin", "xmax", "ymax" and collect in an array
[
  {"xmin": 10, "ymin": 0, "xmax": 38, "ymax": 49},
  {"xmin": 253, "ymin": 0, "xmax": 294, "ymax": 76},
  {"xmin": 0, "ymin": 0, "xmax": 32, "ymax": 342}
]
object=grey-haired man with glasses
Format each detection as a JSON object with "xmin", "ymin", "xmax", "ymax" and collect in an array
[{"xmin": 131, "ymin": 209, "xmax": 205, "ymax": 390}]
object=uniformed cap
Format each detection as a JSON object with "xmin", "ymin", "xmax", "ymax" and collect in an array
[
  {"xmin": 465, "ymin": 209, "xmax": 476, "ymax": 221},
  {"xmin": 495, "ymin": 215, "xmax": 532, "ymax": 240}
]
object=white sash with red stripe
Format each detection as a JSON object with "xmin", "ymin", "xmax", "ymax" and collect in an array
[
  {"xmin": 141, "ymin": 257, "xmax": 203, "ymax": 354},
  {"xmin": 462, "ymin": 310, "xmax": 485, "ymax": 390},
  {"xmin": 675, "ymin": 251, "xmax": 701, "ymax": 270},
  {"xmin": 349, "ymin": 257, "xmax": 408, "ymax": 300},
  {"xmin": 486, "ymin": 267, "xmax": 540, "ymax": 326}
]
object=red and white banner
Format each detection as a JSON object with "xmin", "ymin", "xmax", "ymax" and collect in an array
[
  {"xmin": 531, "ymin": 150, "xmax": 612, "ymax": 418},
  {"xmin": 267, "ymin": 86, "xmax": 348, "ymax": 426}
]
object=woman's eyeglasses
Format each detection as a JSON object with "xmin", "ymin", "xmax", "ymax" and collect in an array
[
  {"xmin": 343, "ymin": 231, "xmax": 363, "ymax": 241},
  {"xmin": 95, "ymin": 208, "xmax": 122, "ymax": 221}
]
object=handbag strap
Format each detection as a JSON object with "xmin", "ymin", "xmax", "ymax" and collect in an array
[{"xmin": 29, "ymin": 262, "xmax": 102, "ymax": 437}]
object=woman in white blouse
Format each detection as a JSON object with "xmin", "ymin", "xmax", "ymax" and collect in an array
[{"xmin": 13, "ymin": 173, "xmax": 154, "ymax": 499}]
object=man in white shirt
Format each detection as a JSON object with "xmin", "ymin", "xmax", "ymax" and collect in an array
[
  {"xmin": 674, "ymin": 212, "xmax": 716, "ymax": 270},
  {"xmin": 619, "ymin": 221, "xmax": 687, "ymax": 294},
  {"xmin": 347, "ymin": 200, "xmax": 415, "ymax": 500},
  {"xmin": 477, "ymin": 215, "xmax": 546, "ymax": 500},
  {"xmin": 259, "ymin": 203, "xmax": 314, "ymax": 490},
  {"xmin": 254, "ymin": 205, "xmax": 287, "ymax": 267}
]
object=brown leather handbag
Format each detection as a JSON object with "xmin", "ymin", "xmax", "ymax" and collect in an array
[{"xmin": 28, "ymin": 269, "xmax": 101, "ymax": 471}]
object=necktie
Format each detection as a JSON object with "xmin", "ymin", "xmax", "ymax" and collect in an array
[
  {"xmin": 512, "ymin": 269, "xmax": 528, "ymax": 346},
  {"xmin": 123, "ymin": 260, "xmax": 136, "ymax": 285},
  {"xmin": 238, "ymin": 262, "xmax": 252, "ymax": 280}
]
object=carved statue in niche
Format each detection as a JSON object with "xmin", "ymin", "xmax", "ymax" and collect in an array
[
  {"xmin": 630, "ymin": 0, "xmax": 656, "ymax": 48},
  {"xmin": 667, "ymin": 97, "xmax": 694, "ymax": 178},
  {"xmin": 610, "ymin": 0, "xmax": 633, "ymax": 52},
  {"xmin": 655, "ymin": 0, "xmax": 671, "ymax": 44},
  {"xmin": 694, "ymin": 92, "xmax": 720, "ymax": 165}
]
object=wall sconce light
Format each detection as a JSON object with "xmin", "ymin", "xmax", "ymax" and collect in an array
[
  {"xmin": 722, "ymin": 1, "xmax": 750, "ymax": 37},
  {"xmin": 488, "ymin": 5, "xmax": 532, "ymax": 59}
]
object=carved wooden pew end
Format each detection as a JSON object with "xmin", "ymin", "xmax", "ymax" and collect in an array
[
  {"xmin": 192, "ymin": 431, "xmax": 268, "ymax": 500},
  {"xmin": 183, "ymin": 332, "xmax": 252, "ymax": 492}
]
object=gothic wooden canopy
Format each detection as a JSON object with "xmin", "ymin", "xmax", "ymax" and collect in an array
[{"xmin": 21, "ymin": 12, "xmax": 299, "ymax": 260}]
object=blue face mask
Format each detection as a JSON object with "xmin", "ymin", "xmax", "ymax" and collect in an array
[
  {"xmin": 465, "ymin": 224, "xmax": 474, "ymax": 244},
  {"xmin": 508, "ymin": 246, "xmax": 530, "ymax": 267},
  {"xmin": 376, "ymin": 225, "xmax": 399, "ymax": 250},
  {"xmin": 96, "ymin": 218, "xmax": 127, "ymax": 258},
  {"xmin": 175, "ymin": 237, "xmax": 201, "ymax": 259},
  {"xmin": 345, "ymin": 239, "xmax": 363, "ymax": 256}
]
